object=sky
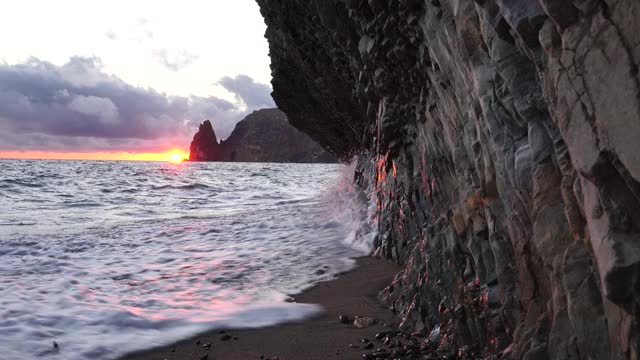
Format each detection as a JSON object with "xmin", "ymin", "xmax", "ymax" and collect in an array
[{"xmin": 0, "ymin": 0, "xmax": 274, "ymax": 159}]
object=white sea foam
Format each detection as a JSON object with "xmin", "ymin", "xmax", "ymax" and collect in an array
[
  {"xmin": 322, "ymin": 159, "xmax": 378, "ymax": 254},
  {"xmin": 0, "ymin": 160, "xmax": 371, "ymax": 359}
]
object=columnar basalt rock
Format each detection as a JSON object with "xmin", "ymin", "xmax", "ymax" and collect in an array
[{"xmin": 256, "ymin": 0, "xmax": 640, "ymax": 358}]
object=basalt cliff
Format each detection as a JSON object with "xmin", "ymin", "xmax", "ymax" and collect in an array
[
  {"xmin": 256, "ymin": 0, "xmax": 640, "ymax": 359},
  {"xmin": 189, "ymin": 108, "xmax": 336, "ymax": 163}
]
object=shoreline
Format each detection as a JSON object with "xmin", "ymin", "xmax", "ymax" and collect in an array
[{"xmin": 121, "ymin": 256, "xmax": 401, "ymax": 360}]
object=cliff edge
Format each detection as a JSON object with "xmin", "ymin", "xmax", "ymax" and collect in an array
[{"xmin": 256, "ymin": 0, "xmax": 640, "ymax": 358}]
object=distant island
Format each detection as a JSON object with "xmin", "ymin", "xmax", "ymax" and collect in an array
[{"xmin": 189, "ymin": 108, "xmax": 337, "ymax": 163}]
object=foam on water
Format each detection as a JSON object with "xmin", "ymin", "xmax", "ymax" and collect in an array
[{"xmin": 0, "ymin": 160, "xmax": 374, "ymax": 359}]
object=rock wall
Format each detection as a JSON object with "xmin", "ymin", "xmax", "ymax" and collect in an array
[
  {"xmin": 189, "ymin": 108, "xmax": 336, "ymax": 163},
  {"xmin": 256, "ymin": 0, "xmax": 640, "ymax": 358}
]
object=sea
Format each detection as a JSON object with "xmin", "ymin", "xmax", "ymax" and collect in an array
[{"xmin": 0, "ymin": 159, "xmax": 376, "ymax": 359}]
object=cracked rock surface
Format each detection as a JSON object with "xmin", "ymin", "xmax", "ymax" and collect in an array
[{"xmin": 256, "ymin": 0, "xmax": 640, "ymax": 358}]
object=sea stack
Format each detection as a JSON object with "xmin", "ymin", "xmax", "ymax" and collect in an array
[{"xmin": 189, "ymin": 120, "xmax": 220, "ymax": 161}]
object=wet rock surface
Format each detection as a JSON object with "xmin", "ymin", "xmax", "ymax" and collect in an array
[
  {"xmin": 256, "ymin": 0, "xmax": 640, "ymax": 358},
  {"xmin": 189, "ymin": 108, "xmax": 336, "ymax": 163}
]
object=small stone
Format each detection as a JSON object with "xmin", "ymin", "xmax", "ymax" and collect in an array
[
  {"xmin": 203, "ymin": 343, "xmax": 212, "ymax": 350},
  {"xmin": 170, "ymin": 348, "xmax": 176, "ymax": 353},
  {"xmin": 315, "ymin": 269, "xmax": 326, "ymax": 275},
  {"xmin": 339, "ymin": 315, "xmax": 351, "ymax": 323},
  {"xmin": 53, "ymin": 342, "xmax": 58, "ymax": 349},
  {"xmin": 199, "ymin": 355, "xmax": 208, "ymax": 360},
  {"xmin": 233, "ymin": 336, "xmax": 238, "ymax": 340},
  {"xmin": 353, "ymin": 316, "xmax": 375, "ymax": 329},
  {"xmin": 360, "ymin": 337, "xmax": 369, "ymax": 343},
  {"xmin": 196, "ymin": 340, "xmax": 201, "ymax": 345},
  {"xmin": 374, "ymin": 332, "xmax": 386, "ymax": 339},
  {"xmin": 220, "ymin": 334, "xmax": 232, "ymax": 341},
  {"xmin": 364, "ymin": 343, "xmax": 374, "ymax": 349},
  {"xmin": 349, "ymin": 344, "xmax": 360, "ymax": 348}
]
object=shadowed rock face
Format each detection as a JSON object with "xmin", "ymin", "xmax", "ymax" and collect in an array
[
  {"xmin": 189, "ymin": 120, "xmax": 220, "ymax": 161},
  {"xmin": 189, "ymin": 108, "xmax": 336, "ymax": 163},
  {"xmin": 256, "ymin": 0, "xmax": 640, "ymax": 358}
]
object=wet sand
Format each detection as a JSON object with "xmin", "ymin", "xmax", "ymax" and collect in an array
[{"xmin": 121, "ymin": 257, "xmax": 401, "ymax": 360}]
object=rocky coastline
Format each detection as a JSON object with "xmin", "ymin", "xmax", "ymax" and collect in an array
[{"xmin": 256, "ymin": 0, "xmax": 640, "ymax": 359}]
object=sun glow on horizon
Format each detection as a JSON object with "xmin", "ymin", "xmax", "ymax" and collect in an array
[
  {"xmin": 169, "ymin": 151, "xmax": 185, "ymax": 163},
  {"xmin": 0, "ymin": 149, "xmax": 189, "ymax": 163}
]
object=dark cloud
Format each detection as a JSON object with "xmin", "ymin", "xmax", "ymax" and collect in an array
[
  {"xmin": 0, "ymin": 57, "xmax": 272, "ymax": 152},
  {"xmin": 152, "ymin": 49, "xmax": 197, "ymax": 71},
  {"xmin": 218, "ymin": 75, "xmax": 275, "ymax": 109}
]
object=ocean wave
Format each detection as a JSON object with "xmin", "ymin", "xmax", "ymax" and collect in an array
[
  {"xmin": 61, "ymin": 199, "xmax": 105, "ymax": 207},
  {"xmin": 0, "ymin": 221, "xmax": 37, "ymax": 226},
  {"xmin": 150, "ymin": 183, "xmax": 214, "ymax": 191},
  {"xmin": 0, "ymin": 159, "xmax": 362, "ymax": 360},
  {"xmin": 0, "ymin": 178, "xmax": 44, "ymax": 188}
]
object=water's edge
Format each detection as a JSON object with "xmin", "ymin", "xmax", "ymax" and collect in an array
[{"xmin": 0, "ymin": 160, "xmax": 375, "ymax": 360}]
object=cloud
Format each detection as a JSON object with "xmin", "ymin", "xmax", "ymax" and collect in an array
[
  {"xmin": 68, "ymin": 95, "xmax": 119, "ymax": 123},
  {"xmin": 218, "ymin": 75, "xmax": 275, "ymax": 109},
  {"xmin": 0, "ymin": 57, "xmax": 273, "ymax": 152},
  {"xmin": 152, "ymin": 49, "xmax": 198, "ymax": 71},
  {"xmin": 105, "ymin": 30, "xmax": 117, "ymax": 40}
]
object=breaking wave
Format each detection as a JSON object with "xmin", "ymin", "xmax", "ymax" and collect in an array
[{"xmin": 0, "ymin": 160, "xmax": 372, "ymax": 360}]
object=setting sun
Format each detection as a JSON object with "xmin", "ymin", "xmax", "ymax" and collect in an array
[{"xmin": 169, "ymin": 151, "xmax": 187, "ymax": 163}]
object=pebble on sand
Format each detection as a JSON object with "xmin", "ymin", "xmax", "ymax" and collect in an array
[{"xmin": 353, "ymin": 316, "xmax": 375, "ymax": 329}]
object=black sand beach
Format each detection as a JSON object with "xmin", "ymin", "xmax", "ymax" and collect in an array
[{"xmin": 121, "ymin": 257, "xmax": 402, "ymax": 360}]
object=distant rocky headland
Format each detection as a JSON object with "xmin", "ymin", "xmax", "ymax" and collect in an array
[{"xmin": 188, "ymin": 108, "xmax": 336, "ymax": 163}]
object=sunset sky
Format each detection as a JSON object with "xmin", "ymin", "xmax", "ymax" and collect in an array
[{"xmin": 0, "ymin": 0, "xmax": 274, "ymax": 161}]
